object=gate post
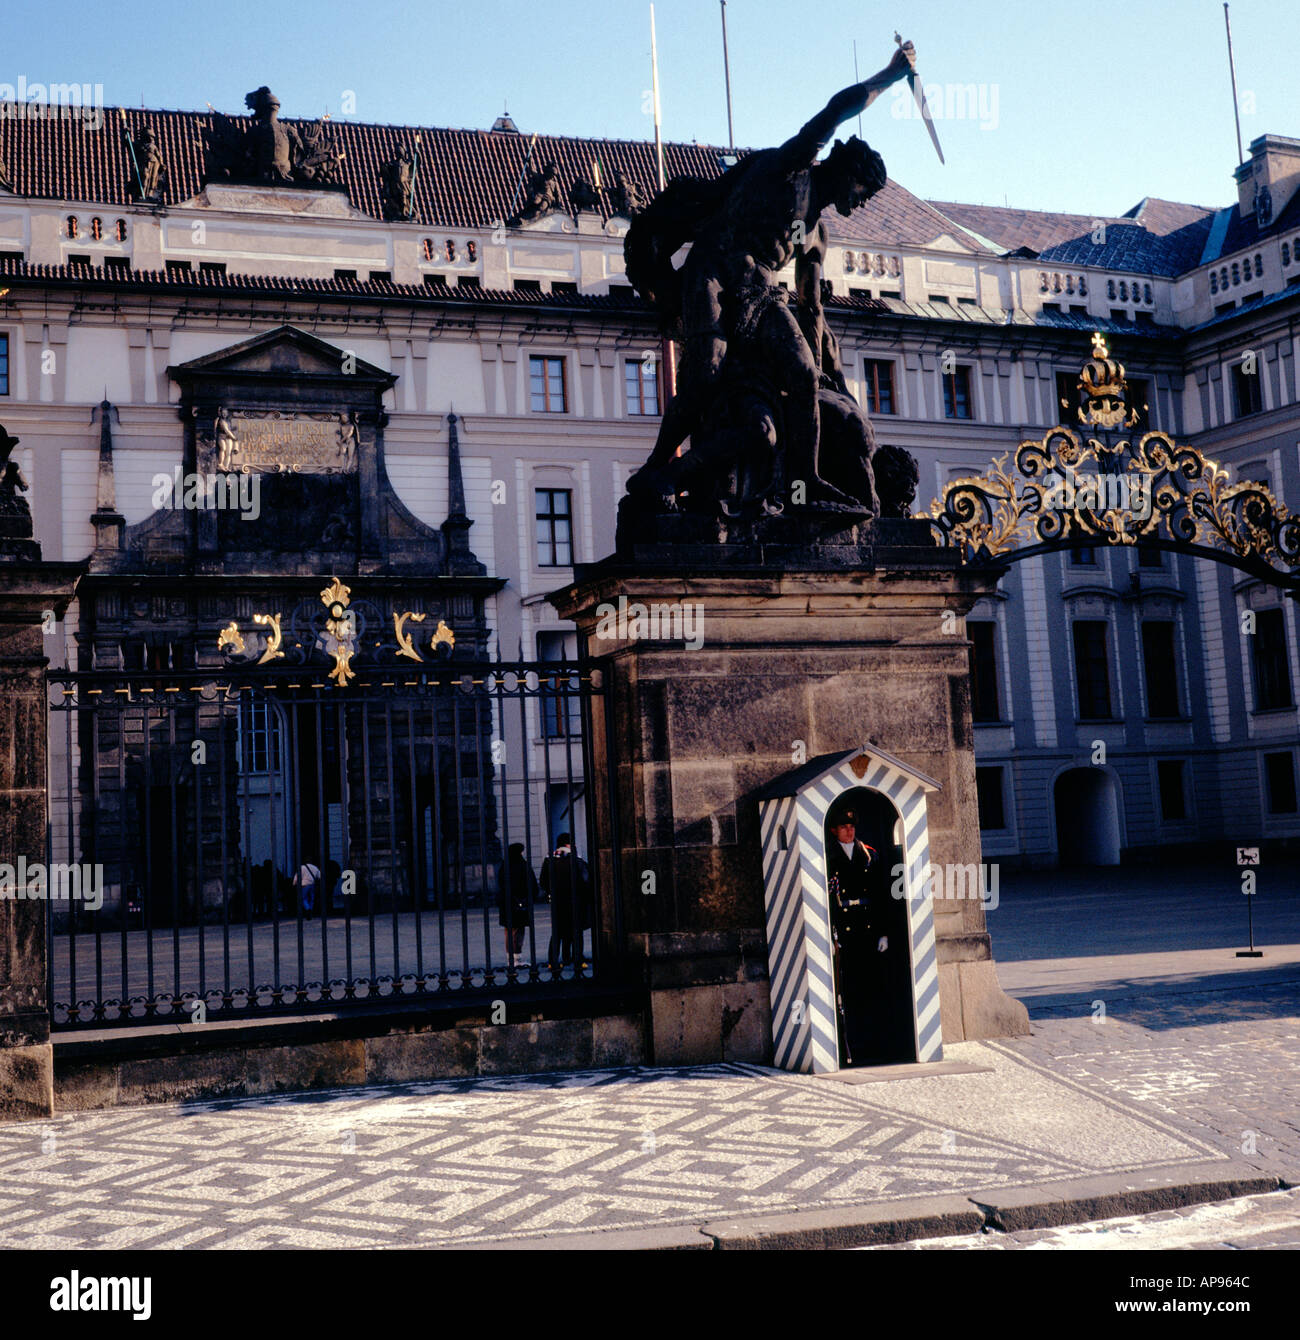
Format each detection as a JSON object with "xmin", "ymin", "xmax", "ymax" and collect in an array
[
  {"xmin": 0, "ymin": 425, "xmax": 83, "ymax": 1122},
  {"xmin": 550, "ymin": 521, "xmax": 1030, "ymax": 1068}
]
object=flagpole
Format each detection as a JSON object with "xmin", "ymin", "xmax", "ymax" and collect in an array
[
  {"xmin": 649, "ymin": 3, "xmax": 676, "ymax": 403},
  {"xmin": 1224, "ymin": 3, "xmax": 1245, "ymax": 165},
  {"xmin": 720, "ymin": 0, "xmax": 735, "ymax": 153}
]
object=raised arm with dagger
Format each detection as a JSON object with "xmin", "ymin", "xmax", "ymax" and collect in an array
[{"xmin": 895, "ymin": 31, "xmax": 946, "ymax": 164}]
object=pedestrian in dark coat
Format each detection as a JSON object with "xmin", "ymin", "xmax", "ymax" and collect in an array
[
  {"xmin": 497, "ymin": 843, "xmax": 537, "ymax": 966},
  {"xmin": 540, "ymin": 832, "xmax": 590, "ymax": 969}
]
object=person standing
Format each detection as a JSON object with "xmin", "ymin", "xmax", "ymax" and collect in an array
[
  {"xmin": 292, "ymin": 861, "xmax": 321, "ymax": 919},
  {"xmin": 540, "ymin": 833, "xmax": 590, "ymax": 969},
  {"xmin": 825, "ymin": 806, "xmax": 883, "ymax": 1066},
  {"xmin": 497, "ymin": 842, "xmax": 538, "ymax": 970}
]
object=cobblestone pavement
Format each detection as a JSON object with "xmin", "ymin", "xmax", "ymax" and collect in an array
[
  {"xmin": 875, "ymin": 1188, "xmax": 1300, "ymax": 1250},
  {"xmin": 0, "ymin": 1041, "xmax": 1220, "ymax": 1249},
  {"xmin": 995, "ymin": 978, "xmax": 1300, "ymax": 1181}
]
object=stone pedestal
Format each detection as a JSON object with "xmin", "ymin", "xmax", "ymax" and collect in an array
[
  {"xmin": 550, "ymin": 524, "xmax": 1029, "ymax": 1067},
  {"xmin": 0, "ymin": 563, "xmax": 83, "ymax": 1121}
]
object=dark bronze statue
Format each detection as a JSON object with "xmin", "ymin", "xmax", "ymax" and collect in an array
[
  {"xmin": 133, "ymin": 126, "xmax": 167, "ymax": 201},
  {"xmin": 569, "ymin": 177, "xmax": 602, "ymax": 213},
  {"xmin": 0, "ymin": 423, "xmax": 30, "ymax": 519},
  {"xmin": 202, "ymin": 88, "xmax": 346, "ymax": 192},
  {"xmin": 512, "ymin": 162, "xmax": 567, "ymax": 225},
  {"xmin": 381, "ymin": 147, "xmax": 415, "ymax": 220},
  {"xmin": 609, "ymin": 170, "xmax": 645, "ymax": 219},
  {"xmin": 297, "ymin": 118, "xmax": 343, "ymax": 185},
  {"xmin": 622, "ymin": 41, "xmax": 919, "ymax": 531}
]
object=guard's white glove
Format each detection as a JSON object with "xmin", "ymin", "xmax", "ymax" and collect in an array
[{"xmin": 877, "ymin": 936, "xmax": 888, "ymax": 953}]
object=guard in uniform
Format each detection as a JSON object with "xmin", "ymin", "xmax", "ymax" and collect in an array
[{"xmin": 825, "ymin": 805, "xmax": 885, "ymax": 1066}]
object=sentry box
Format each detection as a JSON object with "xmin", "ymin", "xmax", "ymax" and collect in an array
[{"xmin": 755, "ymin": 746, "xmax": 944, "ymax": 1074}]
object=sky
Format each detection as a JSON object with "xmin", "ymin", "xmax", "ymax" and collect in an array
[{"xmin": 6, "ymin": 0, "xmax": 1298, "ymax": 217}]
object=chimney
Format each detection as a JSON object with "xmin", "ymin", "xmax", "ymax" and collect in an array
[{"xmin": 1236, "ymin": 134, "xmax": 1300, "ymax": 224}]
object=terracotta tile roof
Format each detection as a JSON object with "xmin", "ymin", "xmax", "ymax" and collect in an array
[
  {"xmin": 0, "ymin": 106, "xmax": 727, "ymax": 227},
  {"xmin": 0, "ymin": 104, "xmax": 991, "ymax": 253}
]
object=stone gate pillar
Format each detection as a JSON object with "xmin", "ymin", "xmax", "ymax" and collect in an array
[
  {"xmin": 0, "ymin": 428, "xmax": 84, "ymax": 1122},
  {"xmin": 550, "ymin": 522, "xmax": 1030, "ymax": 1067}
]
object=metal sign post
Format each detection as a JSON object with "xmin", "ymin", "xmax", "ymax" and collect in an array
[{"xmin": 1236, "ymin": 847, "xmax": 1263, "ymax": 958}]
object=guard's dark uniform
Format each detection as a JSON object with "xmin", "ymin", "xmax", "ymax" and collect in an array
[{"xmin": 827, "ymin": 836, "xmax": 911, "ymax": 1065}]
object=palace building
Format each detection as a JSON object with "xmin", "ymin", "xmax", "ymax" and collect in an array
[{"xmin": 2, "ymin": 93, "xmax": 1298, "ymax": 876}]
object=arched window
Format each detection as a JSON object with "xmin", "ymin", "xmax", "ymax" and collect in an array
[
  {"xmin": 444, "ymin": 239, "xmax": 456, "ymax": 262},
  {"xmin": 845, "ymin": 251, "xmax": 857, "ymax": 272},
  {"xmin": 1254, "ymin": 254, "xmax": 1263, "ymax": 278},
  {"xmin": 1211, "ymin": 271, "xmax": 1219, "ymax": 294},
  {"xmin": 1078, "ymin": 276, "xmax": 1087, "ymax": 296},
  {"xmin": 422, "ymin": 238, "xmax": 434, "ymax": 261},
  {"xmin": 1039, "ymin": 272, "xmax": 1049, "ymax": 293},
  {"xmin": 1284, "ymin": 243, "xmax": 1292, "ymax": 267},
  {"xmin": 466, "ymin": 240, "xmax": 478, "ymax": 262},
  {"xmin": 1107, "ymin": 279, "xmax": 1116, "ymax": 300},
  {"xmin": 1143, "ymin": 283, "xmax": 1152, "ymax": 304},
  {"xmin": 66, "ymin": 215, "xmax": 79, "ymax": 238},
  {"xmin": 114, "ymin": 219, "xmax": 127, "ymax": 242},
  {"xmin": 1119, "ymin": 280, "xmax": 1128, "ymax": 302},
  {"xmin": 1231, "ymin": 262, "xmax": 1240, "ymax": 286},
  {"xmin": 90, "ymin": 217, "xmax": 103, "ymax": 240}
]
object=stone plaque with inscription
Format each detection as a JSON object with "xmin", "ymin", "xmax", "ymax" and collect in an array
[{"xmin": 210, "ymin": 409, "xmax": 358, "ymax": 475}]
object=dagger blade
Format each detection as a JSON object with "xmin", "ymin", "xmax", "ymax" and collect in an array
[{"xmin": 908, "ymin": 72, "xmax": 946, "ymax": 165}]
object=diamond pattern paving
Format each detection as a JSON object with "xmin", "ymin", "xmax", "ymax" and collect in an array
[{"xmin": 0, "ymin": 1044, "xmax": 1220, "ymax": 1248}]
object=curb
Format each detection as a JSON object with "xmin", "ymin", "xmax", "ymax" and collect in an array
[{"xmin": 447, "ymin": 1162, "xmax": 1285, "ymax": 1250}]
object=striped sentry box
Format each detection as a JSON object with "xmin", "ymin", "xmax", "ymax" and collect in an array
[{"xmin": 756, "ymin": 747, "xmax": 945, "ymax": 1073}]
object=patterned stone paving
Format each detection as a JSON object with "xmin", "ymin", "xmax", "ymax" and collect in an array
[{"xmin": 0, "ymin": 1045, "xmax": 1218, "ymax": 1248}]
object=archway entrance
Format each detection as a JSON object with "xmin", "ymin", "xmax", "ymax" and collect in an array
[
  {"xmin": 825, "ymin": 786, "xmax": 916, "ymax": 1066},
  {"xmin": 1054, "ymin": 767, "xmax": 1121, "ymax": 867}
]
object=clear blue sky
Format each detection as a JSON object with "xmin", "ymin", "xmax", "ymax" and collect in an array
[{"xmin": 7, "ymin": 0, "xmax": 1297, "ymax": 216}]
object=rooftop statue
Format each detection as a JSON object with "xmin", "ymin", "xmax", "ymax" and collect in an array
[
  {"xmin": 203, "ymin": 87, "xmax": 344, "ymax": 191},
  {"xmin": 620, "ymin": 40, "xmax": 922, "ymax": 542}
]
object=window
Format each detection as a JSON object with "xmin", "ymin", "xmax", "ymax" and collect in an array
[
  {"xmin": 369, "ymin": 270, "xmax": 391, "ymax": 283},
  {"xmin": 1072, "ymin": 621, "xmax": 1113, "ymax": 719},
  {"xmin": 90, "ymin": 217, "xmax": 103, "ymax": 240},
  {"xmin": 114, "ymin": 219, "xmax": 127, "ymax": 242},
  {"xmin": 103, "ymin": 256, "xmax": 131, "ymax": 275},
  {"xmin": 968, "ymin": 621, "xmax": 1001, "ymax": 723},
  {"xmin": 199, "ymin": 261, "xmax": 226, "ymax": 275},
  {"xmin": 1232, "ymin": 361, "xmax": 1262, "ymax": 418},
  {"xmin": 1109, "ymin": 309, "xmax": 1131, "ymax": 323},
  {"xmin": 1141, "ymin": 620, "xmax": 1180, "ymax": 718},
  {"xmin": 1215, "ymin": 300, "xmax": 1238, "ymax": 317},
  {"xmin": 1138, "ymin": 547, "xmax": 1163, "ymax": 569},
  {"xmin": 65, "ymin": 215, "xmax": 79, "ymax": 239},
  {"xmin": 1157, "ymin": 761, "xmax": 1187, "ymax": 821},
  {"xmin": 67, "ymin": 255, "xmax": 92, "ymax": 267},
  {"xmin": 422, "ymin": 273, "xmax": 448, "ymax": 288},
  {"xmin": 537, "ymin": 631, "xmax": 581, "ymax": 738},
  {"xmin": 333, "ymin": 268, "xmax": 357, "ymax": 280},
  {"xmin": 513, "ymin": 278, "xmax": 541, "ymax": 292},
  {"xmin": 0, "ymin": 333, "xmax": 7, "ymax": 396},
  {"xmin": 863, "ymin": 359, "xmax": 895, "ymax": 415},
  {"xmin": 551, "ymin": 281, "xmax": 577, "ymax": 294},
  {"xmin": 457, "ymin": 275, "xmax": 481, "ymax": 290},
  {"xmin": 1055, "ymin": 370, "xmax": 1077, "ymax": 422},
  {"xmin": 1252, "ymin": 608, "xmax": 1294, "ymax": 710},
  {"xmin": 165, "ymin": 259, "xmax": 192, "ymax": 277},
  {"xmin": 529, "ymin": 356, "xmax": 568, "ymax": 414},
  {"xmin": 1265, "ymin": 752, "xmax": 1298, "ymax": 814},
  {"xmin": 239, "ymin": 697, "xmax": 281, "ymax": 775},
  {"xmin": 535, "ymin": 488, "xmax": 573, "ymax": 567},
  {"xmin": 1127, "ymin": 377, "xmax": 1151, "ymax": 432},
  {"xmin": 975, "ymin": 767, "xmax": 1006, "ymax": 830},
  {"xmin": 878, "ymin": 289, "xmax": 901, "ymax": 300},
  {"xmin": 1070, "ymin": 547, "xmax": 1097, "ymax": 566},
  {"xmin": 624, "ymin": 357, "xmax": 660, "ymax": 416},
  {"xmin": 943, "ymin": 365, "xmax": 973, "ymax": 420}
]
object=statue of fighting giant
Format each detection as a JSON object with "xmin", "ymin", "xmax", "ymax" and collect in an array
[{"xmin": 622, "ymin": 40, "xmax": 922, "ymax": 531}]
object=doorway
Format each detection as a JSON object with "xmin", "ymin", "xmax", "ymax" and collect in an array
[{"xmin": 1054, "ymin": 767, "xmax": 1122, "ymax": 866}]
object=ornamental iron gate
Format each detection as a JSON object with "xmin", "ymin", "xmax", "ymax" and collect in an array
[{"xmin": 46, "ymin": 658, "xmax": 612, "ymax": 1028}]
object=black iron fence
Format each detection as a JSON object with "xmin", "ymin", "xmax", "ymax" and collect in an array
[{"xmin": 45, "ymin": 659, "xmax": 611, "ymax": 1028}]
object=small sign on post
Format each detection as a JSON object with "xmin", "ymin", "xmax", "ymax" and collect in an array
[{"xmin": 1236, "ymin": 848, "xmax": 1263, "ymax": 958}]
